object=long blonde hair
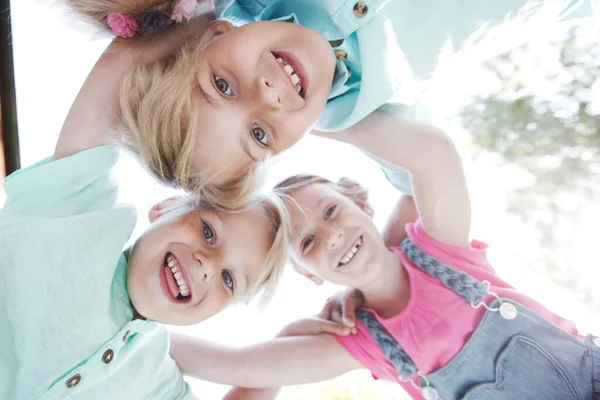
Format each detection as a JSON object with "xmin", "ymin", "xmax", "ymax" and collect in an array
[{"xmin": 67, "ymin": 0, "xmax": 262, "ymax": 210}]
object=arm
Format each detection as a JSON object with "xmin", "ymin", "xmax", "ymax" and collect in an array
[
  {"xmin": 223, "ymin": 388, "xmax": 279, "ymax": 400},
  {"xmin": 316, "ymin": 112, "xmax": 470, "ymax": 247},
  {"xmin": 171, "ymin": 333, "xmax": 360, "ymax": 388},
  {"xmin": 382, "ymin": 195, "xmax": 418, "ymax": 248},
  {"xmin": 53, "ymin": 14, "xmax": 212, "ymax": 161}
]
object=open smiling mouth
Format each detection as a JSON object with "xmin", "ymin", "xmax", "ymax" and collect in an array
[
  {"xmin": 337, "ymin": 236, "xmax": 363, "ymax": 268},
  {"xmin": 164, "ymin": 253, "xmax": 192, "ymax": 302},
  {"xmin": 272, "ymin": 52, "xmax": 305, "ymax": 98}
]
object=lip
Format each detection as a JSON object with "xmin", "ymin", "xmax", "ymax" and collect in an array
[
  {"xmin": 273, "ymin": 50, "xmax": 309, "ymax": 99},
  {"xmin": 159, "ymin": 260, "xmax": 178, "ymax": 304},
  {"xmin": 159, "ymin": 251, "xmax": 194, "ymax": 303},
  {"xmin": 334, "ymin": 235, "xmax": 363, "ymax": 270}
]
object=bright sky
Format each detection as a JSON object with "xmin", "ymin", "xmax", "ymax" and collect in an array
[{"xmin": 5, "ymin": 1, "xmax": 600, "ymax": 398}]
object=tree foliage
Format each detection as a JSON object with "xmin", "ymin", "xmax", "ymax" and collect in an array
[{"xmin": 461, "ymin": 22, "xmax": 600, "ymax": 309}]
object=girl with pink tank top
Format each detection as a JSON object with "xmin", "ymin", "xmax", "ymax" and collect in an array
[{"xmin": 170, "ymin": 117, "xmax": 599, "ymax": 400}]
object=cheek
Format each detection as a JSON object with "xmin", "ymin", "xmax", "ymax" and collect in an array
[
  {"xmin": 275, "ymin": 116, "xmax": 310, "ymax": 151},
  {"xmin": 205, "ymin": 289, "xmax": 231, "ymax": 314}
]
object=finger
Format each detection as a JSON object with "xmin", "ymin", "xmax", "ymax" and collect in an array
[
  {"xmin": 317, "ymin": 320, "xmax": 351, "ymax": 336},
  {"xmin": 341, "ymin": 295, "xmax": 358, "ymax": 327},
  {"xmin": 330, "ymin": 307, "xmax": 343, "ymax": 324},
  {"xmin": 317, "ymin": 301, "xmax": 333, "ymax": 320}
]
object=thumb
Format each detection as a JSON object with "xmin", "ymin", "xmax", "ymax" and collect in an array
[
  {"xmin": 342, "ymin": 294, "xmax": 360, "ymax": 327},
  {"xmin": 316, "ymin": 319, "xmax": 352, "ymax": 336}
]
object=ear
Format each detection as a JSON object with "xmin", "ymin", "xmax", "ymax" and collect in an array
[
  {"xmin": 148, "ymin": 196, "xmax": 180, "ymax": 223},
  {"xmin": 205, "ymin": 19, "xmax": 235, "ymax": 38},
  {"xmin": 362, "ymin": 202, "xmax": 375, "ymax": 218},
  {"xmin": 353, "ymin": 198, "xmax": 374, "ymax": 218},
  {"xmin": 293, "ymin": 264, "xmax": 324, "ymax": 286}
]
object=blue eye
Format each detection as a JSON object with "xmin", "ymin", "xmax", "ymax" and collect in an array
[
  {"xmin": 202, "ymin": 222, "xmax": 215, "ymax": 244},
  {"xmin": 214, "ymin": 74, "xmax": 233, "ymax": 96},
  {"xmin": 301, "ymin": 235, "xmax": 314, "ymax": 252},
  {"xmin": 324, "ymin": 204, "xmax": 337, "ymax": 220},
  {"xmin": 251, "ymin": 123, "xmax": 269, "ymax": 147},
  {"xmin": 222, "ymin": 270, "xmax": 234, "ymax": 291}
]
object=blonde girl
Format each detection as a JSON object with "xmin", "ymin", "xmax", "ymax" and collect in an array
[{"xmin": 62, "ymin": 0, "xmax": 594, "ymax": 211}]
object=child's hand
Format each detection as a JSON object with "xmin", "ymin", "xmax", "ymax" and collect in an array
[
  {"xmin": 277, "ymin": 316, "xmax": 354, "ymax": 338},
  {"xmin": 318, "ymin": 288, "xmax": 365, "ymax": 333}
]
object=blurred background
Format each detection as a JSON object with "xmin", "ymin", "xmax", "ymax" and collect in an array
[{"xmin": 1, "ymin": 1, "xmax": 599, "ymax": 398}]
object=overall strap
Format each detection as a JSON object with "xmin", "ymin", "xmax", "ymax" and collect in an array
[
  {"xmin": 400, "ymin": 237, "xmax": 487, "ymax": 305},
  {"xmin": 356, "ymin": 309, "xmax": 417, "ymax": 379},
  {"xmin": 355, "ymin": 238, "xmax": 490, "ymax": 380}
]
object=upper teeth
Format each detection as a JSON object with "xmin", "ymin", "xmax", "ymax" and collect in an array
[
  {"xmin": 339, "ymin": 237, "xmax": 362, "ymax": 266},
  {"xmin": 167, "ymin": 255, "xmax": 190, "ymax": 296},
  {"xmin": 277, "ymin": 57, "xmax": 302, "ymax": 93}
]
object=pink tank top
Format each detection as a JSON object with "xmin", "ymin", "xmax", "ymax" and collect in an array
[{"xmin": 333, "ymin": 220, "xmax": 582, "ymax": 399}]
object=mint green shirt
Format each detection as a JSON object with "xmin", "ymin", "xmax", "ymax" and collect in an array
[{"xmin": 0, "ymin": 147, "xmax": 195, "ymax": 400}]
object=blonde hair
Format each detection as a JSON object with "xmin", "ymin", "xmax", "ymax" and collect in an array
[
  {"xmin": 241, "ymin": 193, "xmax": 291, "ymax": 307},
  {"xmin": 67, "ymin": 0, "xmax": 262, "ymax": 211},
  {"xmin": 164, "ymin": 192, "xmax": 291, "ymax": 308},
  {"xmin": 273, "ymin": 174, "xmax": 370, "ymax": 209}
]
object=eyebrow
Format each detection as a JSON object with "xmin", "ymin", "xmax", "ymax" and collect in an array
[{"xmin": 240, "ymin": 137, "xmax": 259, "ymax": 163}]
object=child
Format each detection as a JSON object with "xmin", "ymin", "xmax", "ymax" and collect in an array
[
  {"xmin": 170, "ymin": 116, "xmax": 599, "ymax": 399},
  {"xmin": 62, "ymin": 0, "xmax": 594, "ymax": 208},
  {"xmin": 0, "ymin": 139, "xmax": 291, "ymax": 397}
]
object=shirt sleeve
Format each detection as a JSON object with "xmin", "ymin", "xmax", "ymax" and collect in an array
[
  {"xmin": 2, "ymin": 146, "xmax": 121, "ymax": 218},
  {"xmin": 363, "ymin": 151, "xmax": 413, "ymax": 194}
]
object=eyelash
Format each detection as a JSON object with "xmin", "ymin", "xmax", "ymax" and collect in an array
[
  {"xmin": 301, "ymin": 235, "xmax": 314, "ymax": 252},
  {"xmin": 222, "ymin": 270, "xmax": 235, "ymax": 292},
  {"xmin": 213, "ymin": 74, "xmax": 233, "ymax": 97},
  {"xmin": 251, "ymin": 123, "xmax": 270, "ymax": 147},
  {"xmin": 202, "ymin": 221, "xmax": 216, "ymax": 245},
  {"xmin": 324, "ymin": 204, "xmax": 338, "ymax": 220}
]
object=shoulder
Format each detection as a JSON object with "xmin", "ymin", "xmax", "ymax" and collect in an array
[
  {"xmin": 3, "ymin": 146, "xmax": 126, "ymax": 218},
  {"xmin": 404, "ymin": 220, "xmax": 494, "ymax": 273},
  {"xmin": 127, "ymin": 323, "xmax": 197, "ymax": 399}
]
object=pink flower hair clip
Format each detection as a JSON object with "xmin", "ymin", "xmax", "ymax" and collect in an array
[
  {"xmin": 171, "ymin": 0, "xmax": 199, "ymax": 23},
  {"xmin": 107, "ymin": 0, "xmax": 200, "ymax": 38}
]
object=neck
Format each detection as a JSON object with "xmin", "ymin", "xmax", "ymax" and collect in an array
[
  {"xmin": 359, "ymin": 248, "xmax": 410, "ymax": 318},
  {"xmin": 122, "ymin": 246, "xmax": 146, "ymax": 321}
]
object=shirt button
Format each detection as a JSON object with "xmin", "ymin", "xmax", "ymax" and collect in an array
[
  {"xmin": 335, "ymin": 50, "xmax": 348, "ymax": 61},
  {"xmin": 593, "ymin": 337, "xmax": 600, "ymax": 348},
  {"xmin": 66, "ymin": 374, "xmax": 81, "ymax": 388},
  {"xmin": 123, "ymin": 330, "xmax": 130, "ymax": 342},
  {"xmin": 102, "ymin": 349, "xmax": 115, "ymax": 364},
  {"xmin": 353, "ymin": 1, "xmax": 368, "ymax": 18}
]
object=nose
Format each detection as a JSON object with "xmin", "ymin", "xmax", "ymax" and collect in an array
[
  {"xmin": 256, "ymin": 76, "xmax": 282, "ymax": 110},
  {"xmin": 193, "ymin": 251, "xmax": 218, "ymax": 283},
  {"xmin": 323, "ymin": 226, "xmax": 344, "ymax": 250}
]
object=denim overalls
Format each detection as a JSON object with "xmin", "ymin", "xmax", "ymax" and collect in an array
[{"xmin": 357, "ymin": 238, "xmax": 600, "ymax": 400}]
